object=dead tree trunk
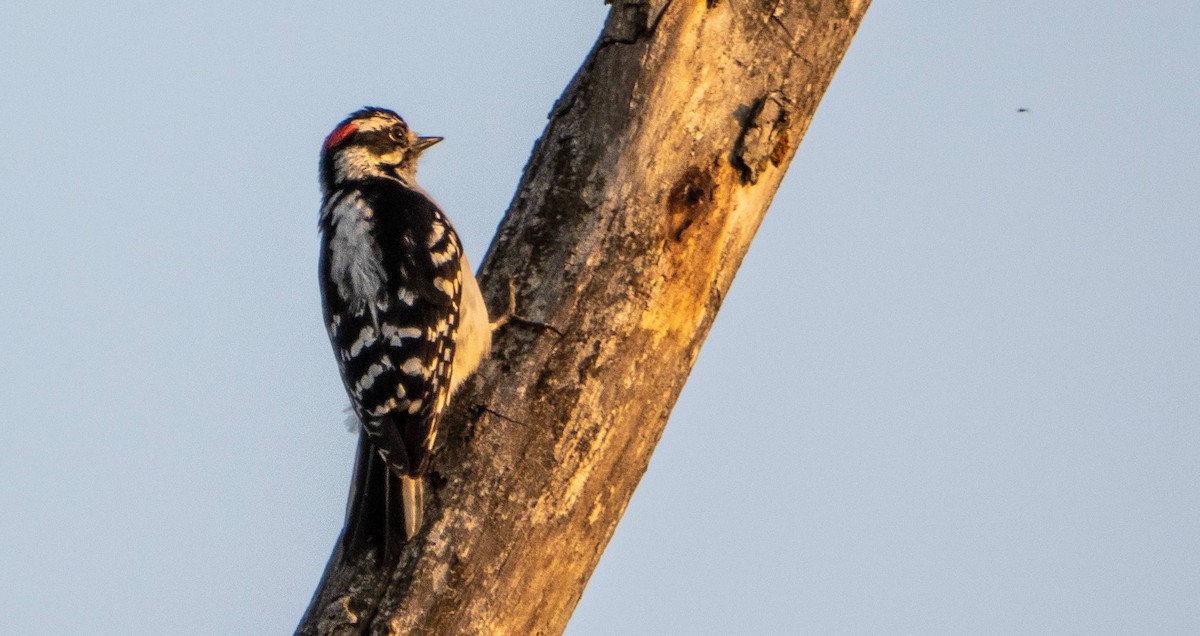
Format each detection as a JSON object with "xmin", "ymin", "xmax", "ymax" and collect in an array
[{"xmin": 298, "ymin": 1, "xmax": 871, "ymax": 633}]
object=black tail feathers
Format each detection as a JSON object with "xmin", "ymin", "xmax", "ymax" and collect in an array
[{"xmin": 341, "ymin": 435, "xmax": 424, "ymax": 562}]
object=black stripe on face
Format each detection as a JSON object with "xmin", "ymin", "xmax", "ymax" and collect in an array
[{"xmin": 358, "ymin": 130, "xmax": 406, "ymax": 156}]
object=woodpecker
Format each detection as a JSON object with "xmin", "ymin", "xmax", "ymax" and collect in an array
[{"xmin": 318, "ymin": 107, "xmax": 491, "ymax": 559}]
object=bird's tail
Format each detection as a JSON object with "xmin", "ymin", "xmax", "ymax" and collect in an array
[
  {"xmin": 400, "ymin": 474, "xmax": 424, "ymax": 540},
  {"xmin": 341, "ymin": 434, "xmax": 424, "ymax": 562}
]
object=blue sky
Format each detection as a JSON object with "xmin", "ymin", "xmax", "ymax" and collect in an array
[{"xmin": 1, "ymin": 2, "xmax": 1197, "ymax": 634}]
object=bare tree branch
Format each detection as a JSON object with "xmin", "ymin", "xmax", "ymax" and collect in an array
[{"xmin": 298, "ymin": 1, "xmax": 871, "ymax": 633}]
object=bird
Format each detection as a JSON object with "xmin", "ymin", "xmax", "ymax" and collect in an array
[{"xmin": 317, "ymin": 107, "xmax": 492, "ymax": 560}]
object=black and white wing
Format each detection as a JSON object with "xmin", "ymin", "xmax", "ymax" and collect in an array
[{"xmin": 318, "ymin": 180, "xmax": 464, "ymax": 475}]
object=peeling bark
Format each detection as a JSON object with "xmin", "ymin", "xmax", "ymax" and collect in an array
[{"xmin": 298, "ymin": 1, "xmax": 870, "ymax": 634}]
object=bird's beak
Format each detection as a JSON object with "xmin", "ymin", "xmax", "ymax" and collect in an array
[{"xmin": 414, "ymin": 136, "xmax": 444, "ymax": 152}]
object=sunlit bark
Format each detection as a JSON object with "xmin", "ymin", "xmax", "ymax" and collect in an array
[{"xmin": 298, "ymin": 1, "xmax": 871, "ymax": 633}]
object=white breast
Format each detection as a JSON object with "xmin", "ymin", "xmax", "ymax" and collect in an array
[{"xmin": 449, "ymin": 253, "xmax": 491, "ymax": 395}]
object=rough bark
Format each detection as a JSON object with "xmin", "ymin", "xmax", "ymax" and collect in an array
[{"xmin": 298, "ymin": 1, "xmax": 870, "ymax": 634}]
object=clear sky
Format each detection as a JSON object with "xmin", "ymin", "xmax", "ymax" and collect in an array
[{"xmin": 1, "ymin": 2, "xmax": 1197, "ymax": 634}]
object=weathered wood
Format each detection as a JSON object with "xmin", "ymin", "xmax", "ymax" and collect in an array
[{"xmin": 298, "ymin": 1, "xmax": 871, "ymax": 633}]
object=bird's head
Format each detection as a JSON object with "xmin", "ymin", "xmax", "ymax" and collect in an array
[{"xmin": 320, "ymin": 107, "xmax": 442, "ymax": 191}]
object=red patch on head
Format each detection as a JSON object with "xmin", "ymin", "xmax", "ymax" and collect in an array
[{"xmin": 323, "ymin": 122, "xmax": 358, "ymax": 150}]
